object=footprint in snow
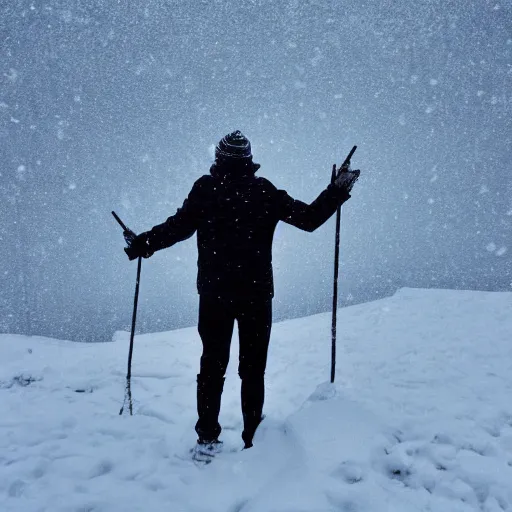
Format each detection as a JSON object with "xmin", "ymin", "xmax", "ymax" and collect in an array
[
  {"xmin": 331, "ymin": 460, "xmax": 365, "ymax": 484},
  {"xmin": 230, "ymin": 499, "xmax": 250, "ymax": 512},
  {"xmin": 8, "ymin": 479, "xmax": 26, "ymax": 498},
  {"xmin": 89, "ymin": 459, "xmax": 114, "ymax": 479}
]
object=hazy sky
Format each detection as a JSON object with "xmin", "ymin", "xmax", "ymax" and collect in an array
[{"xmin": 1, "ymin": 0, "xmax": 510, "ymax": 341}]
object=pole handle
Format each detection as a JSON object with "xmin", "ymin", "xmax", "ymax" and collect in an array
[{"xmin": 337, "ymin": 145, "xmax": 357, "ymax": 174}]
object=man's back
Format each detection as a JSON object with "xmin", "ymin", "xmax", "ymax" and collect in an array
[
  {"xmin": 140, "ymin": 166, "xmax": 349, "ymax": 299},
  {"xmin": 194, "ymin": 173, "xmax": 281, "ymax": 298}
]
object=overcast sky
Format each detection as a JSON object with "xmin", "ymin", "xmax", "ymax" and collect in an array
[{"xmin": 1, "ymin": 0, "xmax": 510, "ymax": 341}]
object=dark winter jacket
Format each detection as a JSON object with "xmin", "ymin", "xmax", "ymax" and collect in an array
[{"xmin": 137, "ymin": 162, "xmax": 350, "ymax": 299}]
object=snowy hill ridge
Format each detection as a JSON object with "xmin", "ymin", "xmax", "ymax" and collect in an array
[{"xmin": 1, "ymin": 288, "xmax": 511, "ymax": 512}]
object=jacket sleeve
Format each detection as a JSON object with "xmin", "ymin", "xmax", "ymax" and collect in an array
[
  {"xmin": 276, "ymin": 183, "xmax": 351, "ymax": 232},
  {"xmin": 141, "ymin": 178, "xmax": 204, "ymax": 253}
]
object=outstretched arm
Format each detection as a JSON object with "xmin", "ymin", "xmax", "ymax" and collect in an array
[
  {"xmin": 277, "ymin": 183, "xmax": 351, "ymax": 232},
  {"xmin": 125, "ymin": 179, "xmax": 204, "ymax": 260}
]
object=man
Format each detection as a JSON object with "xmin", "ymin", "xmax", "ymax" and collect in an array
[{"xmin": 124, "ymin": 131, "xmax": 359, "ymax": 454}]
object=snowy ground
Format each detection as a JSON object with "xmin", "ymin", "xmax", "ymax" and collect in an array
[{"xmin": 1, "ymin": 288, "xmax": 511, "ymax": 512}]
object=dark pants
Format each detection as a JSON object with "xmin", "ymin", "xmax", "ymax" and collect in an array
[{"xmin": 195, "ymin": 295, "xmax": 272, "ymax": 446}]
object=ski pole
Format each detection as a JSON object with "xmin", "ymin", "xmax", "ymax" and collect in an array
[
  {"xmin": 112, "ymin": 210, "xmax": 128, "ymax": 231},
  {"xmin": 112, "ymin": 211, "xmax": 141, "ymax": 415},
  {"xmin": 330, "ymin": 146, "xmax": 357, "ymax": 383}
]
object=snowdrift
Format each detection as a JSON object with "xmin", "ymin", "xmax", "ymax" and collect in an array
[{"xmin": 1, "ymin": 288, "xmax": 511, "ymax": 512}]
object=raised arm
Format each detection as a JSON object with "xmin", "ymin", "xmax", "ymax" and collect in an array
[{"xmin": 276, "ymin": 184, "xmax": 351, "ymax": 232}]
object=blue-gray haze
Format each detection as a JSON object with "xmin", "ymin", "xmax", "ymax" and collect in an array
[{"xmin": 1, "ymin": 1, "xmax": 510, "ymax": 342}]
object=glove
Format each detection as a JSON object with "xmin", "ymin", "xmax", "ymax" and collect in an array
[
  {"xmin": 123, "ymin": 229, "xmax": 137, "ymax": 247},
  {"xmin": 334, "ymin": 164, "xmax": 360, "ymax": 193},
  {"xmin": 124, "ymin": 232, "xmax": 154, "ymax": 261}
]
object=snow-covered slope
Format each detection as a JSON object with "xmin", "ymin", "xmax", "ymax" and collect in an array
[{"xmin": 1, "ymin": 288, "xmax": 511, "ymax": 512}]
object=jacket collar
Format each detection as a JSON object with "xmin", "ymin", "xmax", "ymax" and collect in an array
[{"xmin": 210, "ymin": 159, "xmax": 260, "ymax": 181}]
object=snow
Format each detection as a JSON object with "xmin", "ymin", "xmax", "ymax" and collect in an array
[{"xmin": 1, "ymin": 288, "xmax": 511, "ymax": 511}]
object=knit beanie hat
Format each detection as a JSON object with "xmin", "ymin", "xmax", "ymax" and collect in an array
[{"xmin": 215, "ymin": 130, "xmax": 252, "ymax": 160}]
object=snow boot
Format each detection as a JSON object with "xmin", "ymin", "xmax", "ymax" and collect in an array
[
  {"xmin": 242, "ymin": 414, "xmax": 265, "ymax": 449},
  {"xmin": 192, "ymin": 439, "xmax": 223, "ymax": 464}
]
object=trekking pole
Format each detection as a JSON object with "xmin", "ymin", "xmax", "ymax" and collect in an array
[
  {"xmin": 112, "ymin": 211, "xmax": 141, "ymax": 415},
  {"xmin": 112, "ymin": 211, "xmax": 128, "ymax": 232},
  {"xmin": 330, "ymin": 146, "xmax": 357, "ymax": 383}
]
